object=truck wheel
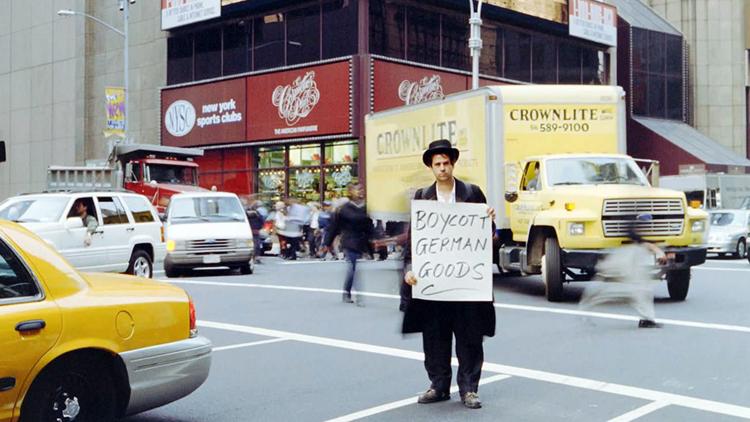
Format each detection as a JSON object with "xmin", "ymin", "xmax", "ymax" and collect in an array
[
  {"xmin": 239, "ymin": 261, "xmax": 254, "ymax": 275},
  {"xmin": 127, "ymin": 250, "xmax": 153, "ymax": 278},
  {"xmin": 164, "ymin": 262, "xmax": 181, "ymax": 278},
  {"xmin": 666, "ymin": 269, "xmax": 691, "ymax": 301},
  {"xmin": 21, "ymin": 355, "xmax": 117, "ymax": 422},
  {"xmin": 542, "ymin": 237, "xmax": 564, "ymax": 302},
  {"xmin": 735, "ymin": 238, "xmax": 746, "ymax": 258}
]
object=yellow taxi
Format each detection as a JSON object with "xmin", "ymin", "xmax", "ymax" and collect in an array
[{"xmin": 0, "ymin": 221, "xmax": 211, "ymax": 422}]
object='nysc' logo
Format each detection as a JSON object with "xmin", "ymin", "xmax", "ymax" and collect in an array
[{"xmin": 165, "ymin": 100, "xmax": 196, "ymax": 137}]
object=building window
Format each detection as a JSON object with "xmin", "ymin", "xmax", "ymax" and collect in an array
[
  {"xmin": 406, "ymin": 7, "xmax": 440, "ymax": 66},
  {"xmin": 223, "ymin": 21, "xmax": 248, "ymax": 76},
  {"xmin": 532, "ymin": 34, "xmax": 557, "ymax": 83},
  {"xmin": 194, "ymin": 27, "xmax": 222, "ymax": 80},
  {"xmin": 440, "ymin": 13, "xmax": 469, "ymax": 70},
  {"xmin": 370, "ymin": 0, "xmax": 406, "ymax": 59},
  {"xmin": 287, "ymin": 4, "xmax": 321, "ymax": 66},
  {"xmin": 167, "ymin": 34, "xmax": 193, "ymax": 85},
  {"xmin": 504, "ymin": 29, "xmax": 531, "ymax": 82},
  {"xmin": 322, "ymin": 0, "xmax": 358, "ymax": 59},
  {"xmin": 253, "ymin": 13, "xmax": 286, "ymax": 70},
  {"xmin": 631, "ymin": 28, "xmax": 684, "ymax": 121},
  {"xmin": 558, "ymin": 42, "xmax": 581, "ymax": 83}
]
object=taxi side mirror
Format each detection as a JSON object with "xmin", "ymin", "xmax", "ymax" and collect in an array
[{"xmin": 65, "ymin": 217, "xmax": 84, "ymax": 229}]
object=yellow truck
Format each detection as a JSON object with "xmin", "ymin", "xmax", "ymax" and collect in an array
[{"xmin": 365, "ymin": 85, "xmax": 707, "ymax": 301}]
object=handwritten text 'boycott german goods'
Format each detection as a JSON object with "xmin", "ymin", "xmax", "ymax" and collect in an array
[{"xmin": 411, "ymin": 200, "xmax": 492, "ymax": 302}]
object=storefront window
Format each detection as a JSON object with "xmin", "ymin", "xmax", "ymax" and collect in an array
[
  {"xmin": 257, "ymin": 169, "xmax": 286, "ymax": 201},
  {"xmin": 324, "ymin": 141, "xmax": 358, "ymax": 165},
  {"xmin": 289, "ymin": 168, "xmax": 322, "ymax": 203},
  {"xmin": 290, "ymin": 144, "xmax": 321, "ymax": 167},
  {"xmin": 441, "ymin": 13, "xmax": 469, "ymax": 70},
  {"xmin": 258, "ymin": 147, "xmax": 285, "ymax": 168},
  {"xmin": 167, "ymin": 35, "xmax": 193, "ymax": 85},
  {"xmin": 532, "ymin": 34, "xmax": 557, "ymax": 83},
  {"xmin": 324, "ymin": 164, "xmax": 358, "ymax": 200}
]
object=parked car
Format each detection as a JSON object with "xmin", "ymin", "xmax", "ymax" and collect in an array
[
  {"xmin": 164, "ymin": 192, "xmax": 254, "ymax": 277},
  {"xmin": 0, "ymin": 220, "xmax": 211, "ymax": 422},
  {"xmin": 706, "ymin": 209, "xmax": 750, "ymax": 258},
  {"xmin": 0, "ymin": 192, "xmax": 166, "ymax": 277}
]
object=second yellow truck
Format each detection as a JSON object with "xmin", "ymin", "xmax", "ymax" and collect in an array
[{"xmin": 366, "ymin": 85, "xmax": 707, "ymax": 302}]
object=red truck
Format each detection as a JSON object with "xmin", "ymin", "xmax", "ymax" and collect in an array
[{"xmin": 47, "ymin": 144, "xmax": 207, "ymax": 213}]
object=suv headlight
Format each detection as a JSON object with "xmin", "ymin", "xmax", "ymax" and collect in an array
[
  {"xmin": 568, "ymin": 222, "xmax": 585, "ymax": 236},
  {"xmin": 691, "ymin": 220, "xmax": 705, "ymax": 233},
  {"xmin": 166, "ymin": 240, "xmax": 186, "ymax": 252}
]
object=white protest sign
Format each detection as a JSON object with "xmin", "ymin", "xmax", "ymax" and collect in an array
[{"xmin": 411, "ymin": 200, "xmax": 492, "ymax": 302}]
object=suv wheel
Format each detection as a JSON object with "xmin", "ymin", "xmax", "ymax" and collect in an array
[{"xmin": 127, "ymin": 250, "xmax": 153, "ymax": 278}]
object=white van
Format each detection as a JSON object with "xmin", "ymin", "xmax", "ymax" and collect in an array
[
  {"xmin": 164, "ymin": 192, "xmax": 254, "ymax": 277},
  {"xmin": 0, "ymin": 191, "xmax": 165, "ymax": 277}
]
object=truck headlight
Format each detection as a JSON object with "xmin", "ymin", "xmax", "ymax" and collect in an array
[
  {"xmin": 691, "ymin": 220, "xmax": 705, "ymax": 233},
  {"xmin": 569, "ymin": 222, "xmax": 585, "ymax": 236},
  {"xmin": 166, "ymin": 239, "xmax": 176, "ymax": 252}
]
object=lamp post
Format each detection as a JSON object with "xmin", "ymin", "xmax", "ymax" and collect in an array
[
  {"xmin": 468, "ymin": 0, "xmax": 484, "ymax": 90},
  {"xmin": 58, "ymin": 0, "xmax": 131, "ymax": 144}
]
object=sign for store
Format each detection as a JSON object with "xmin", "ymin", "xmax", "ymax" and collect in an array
[
  {"xmin": 372, "ymin": 60, "xmax": 469, "ymax": 112},
  {"xmin": 162, "ymin": 78, "xmax": 246, "ymax": 147},
  {"xmin": 569, "ymin": 0, "xmax": 617, "ymax": 47},
  {"xmin": 161, "ymin": 0, "xmax": 221, "ymax": 30},
  {"xmin": 246, "ymin": 61, "xmax": 352, "ymax": 141}
]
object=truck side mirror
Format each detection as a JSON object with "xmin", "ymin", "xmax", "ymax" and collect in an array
[
  {"xmin": 504, "ymin": 162, "xmax": 520, "ymax": 203},
  {"xmin": 0, "ymin": 141, "xmax": 6, "ymax": 163}
]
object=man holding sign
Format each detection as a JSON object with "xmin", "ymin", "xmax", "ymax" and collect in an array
[{"xmin": 402, "ymin": 139, "xmax": 496, "ymax": 410}]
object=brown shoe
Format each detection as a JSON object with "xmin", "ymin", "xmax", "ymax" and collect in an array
[
  {"xmin": 461, "ymin": 392, "xmax": 482, "ymax": 409},
  {"xmin": 417, "ymin": 388, "xmax": 450, "ymax": 404}
]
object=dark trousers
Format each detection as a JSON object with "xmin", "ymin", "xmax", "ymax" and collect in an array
[
  {"xmin": 343, "ymin": 249, "xmax": 361, "ymax": 296},
  {"xmin": 422, "ymin": 305, "xmax": 484, "ymax": 396}
]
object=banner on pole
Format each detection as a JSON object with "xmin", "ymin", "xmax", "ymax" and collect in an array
[
  {"xmin": 411, "ymin": 200, "xmax": 493, "ymax": 302},
  {"xmin": 105, "ymin": 87, "xmax": 125, "ymax": 139}
]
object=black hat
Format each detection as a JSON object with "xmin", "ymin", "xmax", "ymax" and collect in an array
[{"xmin": 422, "ymin": 139, "xmax": 460, "ymax": 167}]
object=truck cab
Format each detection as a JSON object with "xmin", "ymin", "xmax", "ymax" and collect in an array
[
  {"xmin": 503, "ymin": 153, "xmax": 707, "ymax": 301},
  {"xmin": 124, "ymin": 158, "xmax": 202, "ymax": 212}
]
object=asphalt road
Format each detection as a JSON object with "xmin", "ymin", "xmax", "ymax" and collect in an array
[{"xmin": 128, "ymin": 255, "xmax": 750, "ymax": 422}]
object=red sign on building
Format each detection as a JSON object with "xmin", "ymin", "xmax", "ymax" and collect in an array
[
  {"xmin": 246, "ymin": 60, "xmax": 352, "ymax": 141},
  {"xmin": 161, "ymin": 78, "xmax": 246, "ymax": 147},
  {"xmin": 371, "ymin": 59, "xmax": 470, "ymax": 112}
]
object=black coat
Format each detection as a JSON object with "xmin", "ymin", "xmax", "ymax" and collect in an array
[
  {"xmin": 324, "ymin": 201, "xmax": 374, "ymax": 253},
  {"xmin": 401, "ymin": 178, "xmax": 496, "ymax": 337}
]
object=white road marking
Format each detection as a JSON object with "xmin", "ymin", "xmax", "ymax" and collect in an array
[
  {"xmin": 212, "ymin": 338, "xmax": 289, "ymax": 352},
  {"xmin": 199, "ymin": 320, "xmax": 750, "ymax": 419},
  {"xmin": 325, "ymin": 374, "xmax": 511, "ymax": 422},
  {"xmin": 170, "ymin": 279, "xmax": 750, "ymax": 334},
  {"xmin": 693, "ymin": 267, "xmax": 750, "ymax": 272},
  {"xmin": 608, "ymin": 401, "xmax": 670, "ymax": 422}
]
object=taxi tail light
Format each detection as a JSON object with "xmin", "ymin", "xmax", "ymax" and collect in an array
[{"xmin": 189, "ymin": 297, "xmax": 197, "ymax": 337}]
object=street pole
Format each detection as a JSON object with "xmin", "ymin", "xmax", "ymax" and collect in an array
[
  {"xmin": 122, "ymin": 0, "xmax": 130, "ymax": 144},
  {"xmin": 468, "ymin": 0, "xmax": 483, "ymax": 90}
]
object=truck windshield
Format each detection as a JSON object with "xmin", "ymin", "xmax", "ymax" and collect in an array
[
  {"xmin": 546, "ymin": 157, "xmax": 649, "ymax": 187},
  {"xmin": 0, "ymin": 197, "xmax": 69, "ymax": 223},
  {"xmin": 168, "ymin": 197, "xmax": 245, "ymax": 224},
  {"xmin": 148, "ymin": 164, "xmax": 197, "ymax": 185}
]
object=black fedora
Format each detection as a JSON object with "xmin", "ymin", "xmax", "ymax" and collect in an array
[{"xmin": 422, "ymin": 139, "xmax": 460, "ymax": 167}]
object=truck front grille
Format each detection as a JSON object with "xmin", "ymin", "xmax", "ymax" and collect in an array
[
  {"xmin": 602, "ymin": 199, "xmax": 685, "ymax": 237},
  {"xmin": 187, "ymin": 239, "xmax": 234, "ymax": 253}
]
